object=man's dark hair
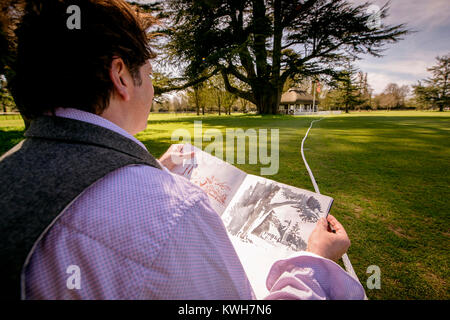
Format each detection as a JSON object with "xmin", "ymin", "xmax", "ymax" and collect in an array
[{"xmin": 11, "ymin": 0, "xmax": 156, "ymax": 119}]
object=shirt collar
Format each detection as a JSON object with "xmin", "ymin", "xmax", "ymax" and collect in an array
[{"xmin": 52, "ymin": 108, "xmax": 148, "ymax": 151}]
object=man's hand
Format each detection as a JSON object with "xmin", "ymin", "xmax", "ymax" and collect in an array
[
  {"xmin": 159, "ymin": 144, "xmax": 195, "ymax": 171},
  {"xmin": 307, "ymin": 214, "xmax": 351, "ymax": 262}
]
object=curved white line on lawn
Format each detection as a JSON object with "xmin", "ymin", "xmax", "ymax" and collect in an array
[
  {"xmin": 301, "ymin": 118, "xmax": 324, "ymax": 194},
  {"xmin": 300, "ymin": 118, "xmax": 362, "ymax": 286}
]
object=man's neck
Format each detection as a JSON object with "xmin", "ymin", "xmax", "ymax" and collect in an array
[{"xmin": 100, "ymin": 102, "xmax": 138, "ymax": 135}]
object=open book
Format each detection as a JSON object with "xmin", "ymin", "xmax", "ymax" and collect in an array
[{"xmin": 165, "ymin": 144, "xmax": 334, "ymax": 299}]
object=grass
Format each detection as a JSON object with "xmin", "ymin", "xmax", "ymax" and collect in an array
[{"xmin": 1, "ymin": 111, "xmax": 449, "ymax": 299}]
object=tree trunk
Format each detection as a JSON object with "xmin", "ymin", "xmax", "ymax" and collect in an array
[
  {"xmin": 255, "ymin": 87, "xmax": 281, "ymax": 114},
  {"xmin": 193, "ymin": 85, "xmax": 202, "ymax": 116},
  {"xmin": 194, "ymin": 89, "xmax": 200, "ymax": 116},
  {"xmin": 217, "ymin": 96, "xmax": 221, "ymax": 115}
]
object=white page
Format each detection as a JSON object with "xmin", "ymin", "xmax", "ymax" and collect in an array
[
  {"xmin": 170, "ymin": 144, "xmax": 247, "ymax": 216},
  {"xmin": 221, "ymin": 174, "xmax": 334, "ymax": 299}
]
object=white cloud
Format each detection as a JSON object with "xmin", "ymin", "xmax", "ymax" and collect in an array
[
  {"xmin": 351, "ymin": 0, "xmax": 450, "ymax": 30},
  {"xmin": 358, "ymin": 59, "xmax": 430, "ymax": 77},
  {"xmin": 366, "ymin": 72, "xmax": 415, "ymax": 94},
  {"xmin": 383, "ymin": 0, "xmax": 450, "ymax": 31}
]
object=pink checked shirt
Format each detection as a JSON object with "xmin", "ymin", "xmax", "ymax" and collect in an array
[{"xmin": 24, "ymin": 108, "xmax": 365, "ymax": 300}]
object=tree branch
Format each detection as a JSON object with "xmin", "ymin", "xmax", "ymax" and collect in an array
[
  {"xmin": 220, "ymin": 68, "xmax": 256, "ymax": 104},
  {"xmin": 154, "ymin": 69, "xmax": 219, "ymax": 95}
]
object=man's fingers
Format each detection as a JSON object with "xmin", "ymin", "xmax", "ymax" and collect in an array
[
  {"xmin": 327, "ymin": 215, "xmax": 347, "ymax": 235},
  {"xmin": 169, "ymin": 144, "xmax": 180, "ymax": 151},
  {"xmin": 173, "ymin": 151, "xmax": 195, "ymax": 160},
  {"xmin": 180, "ymin": 151, "xmax": 195, "ymax": 159},
  {"xmin": 180, "ymin": 144, "xmax": 195, "ymax": 153}
]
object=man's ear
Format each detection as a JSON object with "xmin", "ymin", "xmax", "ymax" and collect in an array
[{"xmin": 109, "ymin": 58, "xmax": 132, "ymax": 101}]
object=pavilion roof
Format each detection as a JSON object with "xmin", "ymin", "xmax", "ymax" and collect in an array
[{"xmin": 280, "ymin": 88, "xmax": 314, "ymax": 104}]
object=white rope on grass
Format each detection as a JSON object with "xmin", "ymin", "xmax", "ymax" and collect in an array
[
  {"xmin": 300, "ymin": 118, "xmax": 361, "ymax": 283},
  {"xmin": 300, "ymin": 119, "xmax": 324, "ymax": 194}
]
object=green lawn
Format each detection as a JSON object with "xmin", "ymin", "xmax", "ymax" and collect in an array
[{"xmin": 1, "ymin": 111, "xmax": 449, "ymax": 299}]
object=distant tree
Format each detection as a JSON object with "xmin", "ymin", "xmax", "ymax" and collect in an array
[
  {"xmin": 207, "ymin": 76, "xmax": 224, "ymax": 115},
  {"xmin": 0, "ymin": 0, "xmax": 24, "ymax": 116},
  {"xmin": 320, "ymin": 88, "xmax": 340, "ymax": 111},
  {"xmin": 412, "ymin": 82, "xmax": 436, "ymax": 110},
  {"xmin": 322, "ymin": 61, "xmax": 365, "ymax": 113},
  {"xmin": 339, "ymin": 63, "xmax": 365, "ymax": 113},
  {"xmin": 205, "ymin": 74, "xmax": 242, "ymax": 114},
  {"xmin": 372, "ymin": 92, "xmax": 387, "ymax": 110},
  {"xmin": 149, "ymin": 0, "xmax": 409, "ymax": 114},
  {"xmin": 321, "ymin": 62, "xmax": 376, "ymax": 112},
  {"xmin": 222, "ymin": 91, "xmax": 237, "ymax": 115},
  {"xmin": 193, "ymin": 83, "xmax": 204, "ymax": 115},
  {"xmin": 237, "ymin": 97, "xmax": 248, "ymax": 113},
  {"xmin": 413, "ymin": 54, "xmax": 449, "ymax": 112},
  {"xmin": 356, "ymin": 71, "xmax": 372, "ymax": 110},
  {"xmin": 371, "ymin": 83, "xmax": 409, "ymax": 110},
  {"xmin": 0, "ymin": 0, "xmax": 23, "ymax": 80},
  {"xmin": 382, "ymin": 83, "xmax": 410, "ymax": 110},
  {"xmin": 0, "ymin": 75, "xmax": 16, "ymax": 112}
]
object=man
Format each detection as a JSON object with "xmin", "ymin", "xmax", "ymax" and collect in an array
[{"xmin": 0, "ymin": 0, "xmax": 365, "ymax": 299}]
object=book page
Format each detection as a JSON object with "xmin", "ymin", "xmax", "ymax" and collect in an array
[
  {"xmin": 169, "ymin": 144, "xmax": 247, "ymax": 216},
  {"xmin": 221, "ymin": 174, "xmax": 334, "ymax": 299}
]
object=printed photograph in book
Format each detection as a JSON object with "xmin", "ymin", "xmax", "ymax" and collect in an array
[
  {"xmin": 221, "ymin": 174, "xmax": 333, "ymax": 253},
  {"xmin": 169, "ymin": 144, "xmax": 247, "ymax": 215},
  {"xmin": 221, "ymin": 174, "xmax": 333, "ymax": 299}
]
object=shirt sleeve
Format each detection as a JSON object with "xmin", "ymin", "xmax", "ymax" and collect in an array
[
  {"xmin": 138, "ymin": 188, "xmax": 255, "ymax": 300},
  {"xmin": 264, "ymin": 251, "xmax": 366, "ymax": 300}
]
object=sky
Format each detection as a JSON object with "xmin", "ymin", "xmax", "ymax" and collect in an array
[
  {"xmin": 135, "ymin": 0, "xmax": 450, "ymax": 95},
  {"xmin": 352, "ymin": 0, "xmax": 450, "ymax": 94}
]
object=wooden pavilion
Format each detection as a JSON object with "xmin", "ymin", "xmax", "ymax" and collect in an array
[{"xmin": 279, "ymin": 88, "xmax": 317, "ymax": 114}]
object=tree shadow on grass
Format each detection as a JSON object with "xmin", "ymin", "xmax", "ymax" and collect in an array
[
  {"xmin": 147, "ymin": 114, "xmax": 308, "ymax": 128},
  {"xmin": 141, "ymin": 115, "xmax": 319, "ymax": 158},
  {"xmin": 321, "ymin": 115, "xmax": 450, "ymax": 135}
]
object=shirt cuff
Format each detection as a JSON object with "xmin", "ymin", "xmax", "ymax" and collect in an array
[{"xmin": 264, "ymin": 251, "xmax": 366, "ymax": 300}]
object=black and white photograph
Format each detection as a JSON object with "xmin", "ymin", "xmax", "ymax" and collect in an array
[{"xmin": 221, "ymin": 175, "xmax": 334, "ymax": 298}]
